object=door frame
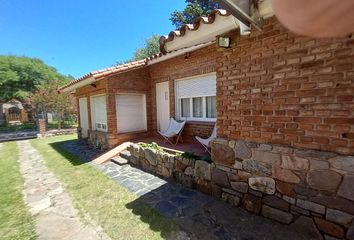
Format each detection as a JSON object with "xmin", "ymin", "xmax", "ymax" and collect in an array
[
  {"xmin": 78, "ymin": 97, "xmax": 89, "ymax": 138},
  {"xmin": 156, "ymin": 81, "xmax": 170, "ymax": 132}
]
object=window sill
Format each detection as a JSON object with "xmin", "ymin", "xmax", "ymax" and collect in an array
[
  {"xmin": 117, "ymin": 130, "xmax": 148, "ymax": 136},
  {"xmin": 185, "ymin": 121, "xmax": 215, "ymax": 126}
]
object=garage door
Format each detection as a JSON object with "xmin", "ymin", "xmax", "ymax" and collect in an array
[{"xmin": 116, "ymin": 94, "xmax": 147, "ymax": 133}]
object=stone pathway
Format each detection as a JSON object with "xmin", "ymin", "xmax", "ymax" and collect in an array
[
  {"xmin": 18, "ymin": 140, "xmax": 109, "ymax": 240},
  {"xmin": 62, "ymin": 140, "xmax": 322, "ymax": 240}
]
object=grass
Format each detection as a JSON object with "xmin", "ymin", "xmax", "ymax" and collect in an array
[
  {"xmin": 30, "ymin": 135, "xmax": 177, "ymax": 240},
  {"xmin": 0, "ymin": 142, "xmax": 36, "ymax": 240}
]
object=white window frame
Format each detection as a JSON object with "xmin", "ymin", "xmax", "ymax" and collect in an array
[
  {"xmin": 175, "ymin": 73, "xmax": 217, "ymax": 122},
  {"xmin": 115, "ymin": 93, "xmax": 147, "ymax": 134},
  {"xmin": 90, "ymin": 94, "xmax": 108, "ymax": 132}
]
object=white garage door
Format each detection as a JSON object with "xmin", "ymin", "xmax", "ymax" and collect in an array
[{"xmin": 116, "ymin": 94, "xmax": 147, "ymax": 133}]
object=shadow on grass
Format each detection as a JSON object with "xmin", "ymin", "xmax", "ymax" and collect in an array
[
  {"xmin": 46, "ymin": 137, "xmax": 320, "ymax": 240},
  {"xmin": 49, "ymin": 138, "xmax": 104, "ymax": 166},
  {"xmin": 47, "ymin": 138, "xmax": 178, "ymax": 238}
]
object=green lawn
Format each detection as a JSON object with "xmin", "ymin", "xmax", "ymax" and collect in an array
[
  {"xmin": 30, "ymin": 135, "xmax": 177, "ymax": 240},
  {"xmin": 0, "ymin": 142, "xmax": 36, "ymax": 240}
]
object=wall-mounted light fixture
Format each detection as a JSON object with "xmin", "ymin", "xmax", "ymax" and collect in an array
[
  {"xmin": 216, "ymin": 0, "xmax": 263, "ymax": 34},
  {"xmin": 218, "ymin": 36, "xmax": 231, "ymax": 48}
]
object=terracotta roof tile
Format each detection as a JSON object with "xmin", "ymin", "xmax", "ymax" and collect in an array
[
  {"xmin": 59, "ymin": 59, "xmax": 147, "ymax": 92},
  {"xmin": 159, "ymin": 9, "xmax": 230, "ymax": 54},
  {"xmin": 60, "ymin": 10, "xmax": 230, "ymax": 92}
]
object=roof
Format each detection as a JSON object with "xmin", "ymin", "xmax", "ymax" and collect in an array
[
  {"xmin": 60, "ymin": 2, "xmax": 273, "ymax": 93},
  {"xmin": 159, "ymin": 9, "xmax": 230, "ymax": 54},
  {"xmin": 59, "ymin": 59, "xmax": 147, "ymax": 92}
]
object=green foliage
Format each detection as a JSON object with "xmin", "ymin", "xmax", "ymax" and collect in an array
[
  {"xmin": 0, "ymin": 55, "xmax": 73, "ymax": 101},
  {"xmin": 133, "ymin": 34, "xmax": 160, "ymax": 60},
  {"xmin": 181, "ymin": 151, "xmax": 213, "ymax": 163},
  {"xmin": 33, "ymin": 79, "xmax": 76, "ymax": 129},
  {"xmin": 170, "ymin": 0, "xmax": 219, "ymax": 28},
  {"xmin": 116, "ymin": 34, "xmax": 160, "ymax": 65},
  {"xmin": 0, "ymin": 122, "xmax": 36, "ymax": 132},
  {"xmin": 139, "ymin": 142, "xmax": 165, "ymax": 153}
]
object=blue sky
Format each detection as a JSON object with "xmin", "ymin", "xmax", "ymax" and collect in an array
[{"xmin": 0, "ymin": 0, "xmax": 186, "ymax": 78}]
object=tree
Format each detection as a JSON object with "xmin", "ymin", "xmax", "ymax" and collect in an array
[
  {"xmin": 132, "ymin": 35, "xmax": 160, "ymax": 61},
  {"xmin": 116, "ymin": 34, "xmax": 160, "ymax": 65},
  {"xmin": 170, "ymin": 0, "xmax": 219, "ymax": 29},
  {"xmin": 33, "ymin": 79, "xmax": 76, "ymax": 129},
  {"xmin": 0, "ymin": 55, "xmax": 73, "ymax": 102}
]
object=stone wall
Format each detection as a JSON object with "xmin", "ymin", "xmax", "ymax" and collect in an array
[
  {"xmin": 88, "ymin": 130, "xmax": 109, "ymax": 150},
  {"xmin": 126, "ymin": 141, "xmax": 354, "ymax": 239}
]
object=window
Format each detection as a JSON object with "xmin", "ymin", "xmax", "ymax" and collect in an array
[
  {"xmin": 116, "ymin": 94, "xmax": 147, "ymax": 133},
  {"xmin": 90, "ymin": 95, "xmax": 107, "ymax": 132},
  {"xmin": 175, "ymin": 74, "xmax": 216, "ymax": 122}
]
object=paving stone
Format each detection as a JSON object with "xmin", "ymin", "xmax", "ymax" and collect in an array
[
  {"xmin": 111, "ymin": 156, "xmax": 128, "ymax": 165},
  {"xmin": 262, "ymin": 205, "xmax": 293, "ymax": 224},
  {"xmin": 62, "ymin": 138, "xmax": 329, "ymax": 240},
  {"xmin": 314, "ymin": 218, "xmax": 345, "ymax": 239},
  {"xmin": 17, "ymin": 141, "xmax": 103, "ymax": 240},
  {"xmin": 347, "ymin": 221, "xmax": 354, "ymax": 240},
  {"xmin": 290, "ymin": 216, "xmax": 323, "ymax": 240},
  {"xmin": 155, "ymin": 201, "xmax": 178, "ymax": 218},
  {"xmin": 337, "ymin": 174, "xmax": 354, "ymax": 201}
]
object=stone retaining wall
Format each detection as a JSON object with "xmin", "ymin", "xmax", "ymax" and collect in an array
[{"xmin": 127, "ymin": 139, "xmax": 354, "ymax": 239}]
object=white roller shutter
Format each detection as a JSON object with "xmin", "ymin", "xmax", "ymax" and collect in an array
[
  {"xmin": 90, "ymin": 95, "xmax": 107, "ymax": 131},
  {"xmin": 175, "ymin": 74, "xmax": 216, "ymax": 98},
  {"xmin": 116, "ymin": 94, "xmax": 147, "ymax": 133}
]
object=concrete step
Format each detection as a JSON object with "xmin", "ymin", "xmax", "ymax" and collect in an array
[
  {"xmin": 119, "ymin": 150, "xmax": 131, "ymax": 160},
  {"xmin": 111, "ymin": 156, "xmax": 128, "ymax": 165}
]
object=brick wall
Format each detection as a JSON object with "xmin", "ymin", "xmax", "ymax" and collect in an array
[
  {"xmin": 216, "ymin": 16, "xmax": 354, "ymax": 155},
  {"xmin": 106, "ymin": 68, "xmax": 152, "ymax": 147},
  {"xmin": 149, "ymin": 45, "xmax": 219, "ymax": 139},
  {"xmin": 76, "ymin": 79, "xmax": 108, "ymax": 130}
]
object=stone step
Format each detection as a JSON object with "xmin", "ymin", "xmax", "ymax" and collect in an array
[
  {"xmin": 111, "ymin": 156, "xmax": 129, "ymax": 165},
  {"xmin": 119, "ymin": 150, "xmax": 131, "ymax": 160}
]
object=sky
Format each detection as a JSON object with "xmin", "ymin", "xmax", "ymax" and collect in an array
[{"xmin": 0, "ymin": 0, "xmax": 186, "ymax": 78}]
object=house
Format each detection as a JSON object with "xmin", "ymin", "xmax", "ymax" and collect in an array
[
  {"xmin": 0, "ymin": 100, "xmax": 29, "ymax": 125},
  {"xmin": 60, "ymin": 1, "xmax": 354, "ymax": 237}
]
